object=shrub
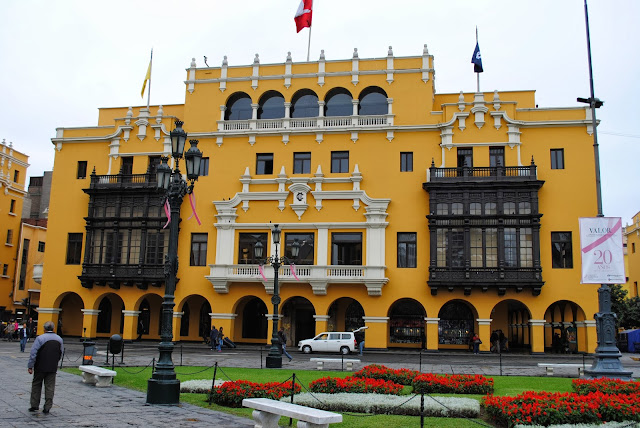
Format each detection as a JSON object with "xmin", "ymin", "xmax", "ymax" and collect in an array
[
  {"xmin": 483, "ymin": 391, "xmax": 640, "ymax": 426},
  {"xmin": 412, "ymin": 373, "xmax": 494, "ymax": 395},
  {"xmin": 353, "ymin": 364, "xmax": 420, "ymax": 385},
  {"xmin": 210, "ymin": 380, "xmax": 300, "ymax": 407},
  {"xmin": 572, "ymin": 378, "xmax": 640, "ymax": 395},
  {"xmin": 309, "ymin": 376, "xmax": 403, "ymax": 395}
]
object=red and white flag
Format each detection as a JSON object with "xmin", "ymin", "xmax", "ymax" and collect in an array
[{"xmin": 294, "ymin": 0, "xmax": 313, "ymax": 33}]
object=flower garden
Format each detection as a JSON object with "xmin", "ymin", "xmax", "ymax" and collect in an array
[{"xmin": 178, "ymin": 364, "xmax": 640, "ymax": 426}]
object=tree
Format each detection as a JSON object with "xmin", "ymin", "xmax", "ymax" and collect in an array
[
  {"xmin": 609, "ymin": 283, "xmax": 628, "ymax": 329},
  {"xmin": 619, "ymin": 296, "xmax": 640, "ymax": 329}
]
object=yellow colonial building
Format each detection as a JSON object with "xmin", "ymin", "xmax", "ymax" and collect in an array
[
  {"xmin": 624, "ymin": 213, "xmax": 640, "ymax": 298},
  {"xmin": 0, "ymin": 139, "xmax": 29, "ymax": 320},
  {"xmin": 38, "ymin": 46, "xmax": 601, "ymax": 353}
]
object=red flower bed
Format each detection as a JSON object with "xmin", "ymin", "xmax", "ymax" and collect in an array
[
  {"xmin": 483, "ymin": 391, "xmax": 640, "ymax": 426},
  {"xmin": 412, "ymin": 373, "xmax": 494, "ymax": 394},
  {"xmin": 573, "ymin": 378, "xmax": 640, "ymax": 395},
  {"xmin": 309, "ymin": 376, "xmax": 403, "ymax": 395},
  {"xmin": 210, "ymin": 380, "xmax": 300, "ymax": 407},
  {"xmin": 353, "ymin": 364, "xmax": 420, "ymax": 385}
]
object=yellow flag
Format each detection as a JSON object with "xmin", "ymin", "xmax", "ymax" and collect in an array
[{"xmin": 141, "ymin": 58, "xmax": 151, "ymax": 98}]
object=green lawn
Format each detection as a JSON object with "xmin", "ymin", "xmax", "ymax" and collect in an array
[{"xmin": 63, "ymin": 366, "xmax": 574, "ymax": 427}]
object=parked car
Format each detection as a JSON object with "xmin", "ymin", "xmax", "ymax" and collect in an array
[{"xmin": 298, "ymin": 327, "xmax": 367, "ymax": 355}]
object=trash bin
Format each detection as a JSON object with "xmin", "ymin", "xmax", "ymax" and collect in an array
[
  {"xmin": 82, "ymin": 341, "xmax": 96, "ymax": 365},
  {"xmin": 109, "ymin": 334, "xmax": 123, "ymax": 355}
]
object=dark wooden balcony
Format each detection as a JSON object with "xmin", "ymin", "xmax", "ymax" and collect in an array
[
  {"xmin": 79, "ymin": 264, "xmax": 165, "ymax": 290},
  {"xmin": 89, "ymin": 172, "xmax": 158, "ymax": 190},
  {"xmin": 428, "ymin": 164, "xmax": 538, "ymax": 183},
  {"xmin": 428, "ymin": 266, "xmax": 543, "ymax": 296}
]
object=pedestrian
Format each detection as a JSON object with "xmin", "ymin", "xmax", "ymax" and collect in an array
[
  {"xmin": 13, "ymin": 320, "xmax": 20, "ymax": 340},
  {"xmin": 27, "ymin": 317, "xmax": 36, "ymax": 339},
  {"xmin": 490, "ymin": 330, "xmax": 499, "ymax": 353},
  {"xmin": 278, "ymin": 328, "xmax": 293, "ymax": 362},
  {"xmin": 210, "ymin": 325, "xmax": 219, "ymax": 351},
  {"xmin": 136, "ymin": 319, "xmax": 144, "ymax": 341},
  {"xmin": 355, "ymin": 328, "xmax": 365, "ymax": 356},
  {"xmin": 472, "ymin": 333, "xmax": 481, "ymax": 354},
  {"xmin": 57, "ymin": 318, "xmax": 63, "ymax": 336},
  {"xmin": 217, "ymin": 327, "xmax": 224, "ymax": 352},
  {"xmin": 6, "ymin": 320, "xmax": 15, "ymax": 342},
  {"xmin": 27, "ymin": 320, "xmax": 64, "ymax": 414},
  {"xmin": 20, "ymin": 322, "xmax": 29, "ymax": 352}
]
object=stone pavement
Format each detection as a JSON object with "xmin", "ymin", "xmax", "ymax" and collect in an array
[{"xmin": 2, "ymin": 338, "xmax": 639, "ymax": 427}]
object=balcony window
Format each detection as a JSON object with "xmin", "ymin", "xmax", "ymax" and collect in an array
[
  {"xmin": 118, "ymin": 229, "xmax": 141, "ymax": 264},
  {"xmin": 324, "ymin": 88, "xmax": 352, "ymax": 117},
  {"xmin": 121, "ymin": 157, "xmax": 133, "ymax": 175},
  {"xmin": 358, "ymin": 87, "xmax": 387, "ymax": 115},
  {"xmin": 238, "ymin": 233, "xmax": 268, "ymax": 264},
  {"xmin": 256, "ymin": 153, "xmax": 273, "ymax": 175},
  {"xmin": 258, "ymin": 91, "xmax": 285, "ymax": 119},
  {"xmin": 457, "ymin": 148, "xmax": 473, "ymax": 168},
  {"xmin": 284, "ymin": 232, "xmax": 314, "ymax": 265},
  {"xmin": 489, "ymin": 146, "xmax": 505, "ymax": 167},
  {"xmin": 145, "ymin": 230, "xmax": 167, "ymax": 265},
  {"xmin": 225, "ymin": 92, "xmax": 252, "ymax": 120},
  {"xmin": 331, "ymin": 232, "xmax": 362, "ymax": 265},
  {"xmin": 291, "ymin": 89, "xmax": 319, "ymax": 118}
]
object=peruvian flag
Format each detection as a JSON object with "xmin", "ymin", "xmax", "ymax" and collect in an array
[{"xmin": 294, "ymin": 0, "xmax": 313, "ymax": 33}]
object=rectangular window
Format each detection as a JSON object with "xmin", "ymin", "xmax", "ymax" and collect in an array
[
  {"xmin": 504, "ymin": 228, "xmax": 517, "ymax": 267},
  {"xmin": 77, "ymin": 161, "xmax": 88, "ymax": 179},
  {"xmin": 256, "ymin": 153, "xmax": 274, "ymax": 175},
  {"xmin": 13, "ymin": 170, "xmax": 19, "ymax": 183},
  {"xmin": 238, "ymin": 233, "xmax": 268, "ymax": 264},
  {"xmin": 436, "ymin": 229, "xmax": 447, "ymax": 267},
  {"xmin": 400, "ymin": 152, "xmax": 413, "ymax": 172},
  {"xmin": 2, "ymin": 264, "xmax": 7, "ymax": 276},
  {"xmin": 551, "ymin": 149, "xmax": 564, "ymax": 169},
  {"xmin": 331, "ymin": 151, "xmax": 349, "ymax": 173},
  {"xmin": 293, "ymin": 152, "xmax": 311, "ymax": 174},
  {"xmin": 38, "ymin": 241, "xmax": 45, "ymax": 252},
  {"xmin": 470, "ymin": 228, "xmax": 483, "ymax": 267},
  {"xmin": 551, "ymin": 232, "xmax": 573, "ymax": 268},
  {"xmin": 520, "ymin": 228, "xmax": 533, "ymax": 267},
  {"xmin": 331, "ymin": 232, "xmax": 362, "ymax": 265},
  {"xmin": 457, "ymin": 148, "xmax": 473, "ymax": 168},
  {"xmin": 284, "ymin": 232, "xmax": 314, "ymax": 265},
  {"xmin": 486, "ymin": 228, "xmax": 498, "ymax": 267},
  {"xmin": 199, "ymin": 157, "xmax": 210, "ymax": 176},
  {"xmin": 148, "ymin": 156, "xmax": 161, "ymax": 182},
  {"xmin": 489, "ymin": 147, "xmax": 505, "ymax": 167},
  {"xmin": 397, "ymin": 232, "xmax": 417, "ymax": 268},
  {"xmin": 66, "ymin": 233, "xmax": 83, "ymax": 265},
  {"xmin": 190, "ymin": 233, "xmax": 208, "ymax": 266},
  {"xmin": 632, "ymin": 242, "xmax": 636, "ymax": 253},
  {"xmin": 450, "ymin": 229, "xmax": 465, "ymax": 267},
  {"xmin": 6, "ymin": 229, "xmax": 13, "ymax": 245},
  {"xmin": 122, "ymin": 157, "xmax": 134, "ymax": 175},
  {"xmin": 145, "ymin": 230, "xmax": 167, "ymax": 265},
  {"xmin": 9, "ymin": 199, "xmax": 15, "ymax": 213},
  {"xmin": 118, "ymin": 229, "xmax": 142, "ymax": 265}
]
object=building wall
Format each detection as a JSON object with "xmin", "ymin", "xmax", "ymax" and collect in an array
[
  {"xmin": 0, "ymin": 140, "xmax": 29, "ymax": 319},
  {"xmin": 39, "ymin": 48, "xmax": 600, "ymax": 353},
  {"xmin": 624, "ymin": 213, "xmax": 640, "ymax": 298}
]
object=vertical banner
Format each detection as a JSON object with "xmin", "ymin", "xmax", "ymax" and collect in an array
[{"xmin": 579, "ymin": 217, "xmax": 625, "ymax": 284}]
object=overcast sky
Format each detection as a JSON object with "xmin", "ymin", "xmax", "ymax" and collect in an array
[{"xmin": 1, "ymin": 1, "xmax": 638, "ymax": 223}]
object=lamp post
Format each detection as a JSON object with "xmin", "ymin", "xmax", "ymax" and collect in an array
[
  {"xmin": 254, "ymin": 225, "xmax": 299, "ymax": 369},
  {"xmin": 147, "ymin": 120, "xmax": 203, "ymax": 404},
  {"xmin": 578, "ymin": 0, "xmax": 631, "ymax": 380}
]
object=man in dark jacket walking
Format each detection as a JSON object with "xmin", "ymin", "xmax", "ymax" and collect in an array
[
  {"xmin": 27, "ymin": 321, "xmax": 64, "ymax": 414},
  {"xmin": 210, "ymin": 325, "xmax": 219, "ymax": 351}
]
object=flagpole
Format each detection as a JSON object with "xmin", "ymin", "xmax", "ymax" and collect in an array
[
  {"xmin": 475, "ymin": 27, "xmax": 480, "ymax": 93},
  {"xmin": 147, "ymin": 49, "xmax": 153, "ymax": 110},
  {"xmin": 306, "ymin": 24, "xmax": 312, "ymax": 61}
]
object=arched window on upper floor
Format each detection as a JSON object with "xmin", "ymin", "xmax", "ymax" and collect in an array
[
  {"xmin": 258, "ymin": 91, "xmax": 285, "ymax": 119},
  {"xmin": 358, "ymin": 86, "xmax": 388, "ymax": 116},
  {"xmin": 225, "ymin": 92, "xmax": 252, "ymax": 120},
  {"xmin": 291, "ymin": 89, "xmax": 319, "ymax": 118},
  {"xmin": 324, "ymin": 88, "xmax": 353, "ymax": 117}
]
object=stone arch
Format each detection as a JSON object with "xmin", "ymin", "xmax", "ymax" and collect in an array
[
  {"xmin": 94, "ymin": 293, "xmax": 125, "ymax": 337},
  {"xmin": 437, "ymin": 299, "xmax": 478, "ymax": 350},
  {"xmin": 358, "ymin": 86, "xmax": 388, "ymax": 115},
  {"xmin": 544, "ymin": 300, "xmax": 587, "ymax": 353},
  {"xmin": 55, "ymin": 292, "xmax": 85, "ymax": 337},
  {"xmin": 489, "ymin": 299, "xmax": 532, "ymax": 351},
  {"xmin": 176, "ymin": 294, "xmax": 211, "ymax": 341},
  {"xmin": 388, "ymin": 298, "xmax": 426, "ymax": 347},
  {"xmin": 326, "ymin": 297, "xmax": 365, "ymax": 333},
  {"xmin": 281, "ymin": 296, "xmax": 316, "ymax": 345},
  {"xmin": 233, "ymin": 295, "xmax": 269, "ymax": 343},
  {"xmin": 224, "ymin": 91, "xmax": 253, "ymax": 120},
  {"xmin": 135, "ymin": 293, "xmax": 164, "ymax": 339}
]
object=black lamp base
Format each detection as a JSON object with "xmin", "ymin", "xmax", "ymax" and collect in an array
[
  {"xmin": 146, "ymin": 379, "xmax": 181, "ymax": 405},
  {"xmin": 584, "ymin": 352, "xmax": 633, "ymax": 381},
  {"xmin": 265, "ymin": 355, "xmax": 283, "ymax": 369}
]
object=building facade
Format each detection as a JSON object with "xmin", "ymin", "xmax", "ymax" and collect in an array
[
  {"xmin": 39, "ymin": 46, "xmax": 600, "ymax": 353},
  {"xmin": 0, "ymin": 139, "xmax": 29, "ymax": 321},
  {"xmin": 624, "ymin": 213, "xmax": 640, "ymax": 299}
]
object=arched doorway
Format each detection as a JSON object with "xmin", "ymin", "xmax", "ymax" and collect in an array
[
  {"xmin": 327, "ymin": 298, "xmax": 364, "ymax": 332},
  {"xmin": 180, "ymin": 302, "xmax": 190, "ymax": 337},
  {"xmin": 281, "ymin": 297, "xmax": 316, "ymax": 345},
  {"xmin": 58, "ymin": 293, "xmax": 84, "ymax": 337},
  {"xmin": 389, "ymin": 299, "xmax": 426, "ymax": 347},
  {"xmin": 96, "ymin": 298, "xmax": 112, "ymax": 334},
  {"xmin": 199, "ymin": 301, "xmax": 212, "ymax": 341},
  {"xmin": 438, "ymin": 300, "xmax": 476, "ymax": 349},
  {"xmin": 241, "ymin": 297, "xmax": 268, "ymax": 340},
  {"xmin": 545, "ymin": 300, "xmax": 585, "ymax": 353},
  {"xmin": 490, "ymin": 300, "xmax": 532, "ymax": 351}
]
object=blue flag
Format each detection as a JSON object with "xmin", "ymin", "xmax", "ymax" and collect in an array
[{"xmin": 471, "ymin": 42, "xmax": 483, "ymax": 73}]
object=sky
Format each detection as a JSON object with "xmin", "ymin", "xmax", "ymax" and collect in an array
[{"xmin": 1, "ymin": 1, "xmax": 638, "ymax": 223}]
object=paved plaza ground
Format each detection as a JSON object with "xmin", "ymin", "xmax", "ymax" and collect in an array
[{"xmin": 2, "ymin": 338, "xmax": 638, "ymax": 427}]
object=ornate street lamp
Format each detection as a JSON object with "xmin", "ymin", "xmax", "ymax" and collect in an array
[
  {"xmin": 254, "ymin": 225, "xmax": 300, "ymax": 368},
  {"xmin": 147, "ymin": 120, "xmax": 203, "ymax": 404}
]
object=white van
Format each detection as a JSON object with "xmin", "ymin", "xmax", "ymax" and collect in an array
[{"xmin": 297, "ymin": 327, "xmax": 367, "ymax": 355}]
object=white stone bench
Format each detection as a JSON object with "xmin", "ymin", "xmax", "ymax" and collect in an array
[
  {"xmin": 537, "ymin": 363, "xmax": 585, "ymax": 376},
  {"xmin": 243, "ymin": 397, "xmax": 342, "ymax": 428},
  {"xmin": 309, "ymin": 358, "xmax": 361, "ymax": 371},
  {"xmin": 79, "ymin": 365, "xmax": 117, "ymax": 387}
]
